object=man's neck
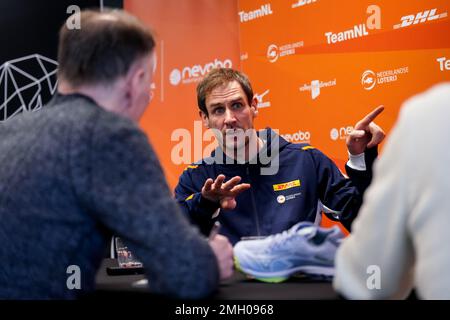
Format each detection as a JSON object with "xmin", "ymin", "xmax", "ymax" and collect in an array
[
  {"xmin": 222, "ymin": 130, "xmax": 264, "ymax": 163},
  {"xmin": 57, "ymin": 81, "xmax": 119, "ymax": 114}
]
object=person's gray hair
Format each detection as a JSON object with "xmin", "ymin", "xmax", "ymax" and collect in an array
[{"xmin": 57, "ymin": 9, "xmax": 155, "ymax": 87}]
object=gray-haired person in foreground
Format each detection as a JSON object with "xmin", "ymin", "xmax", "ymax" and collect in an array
[{"xmin": 0, "ymin": 9, "xmax": 233, "ymax": 299}]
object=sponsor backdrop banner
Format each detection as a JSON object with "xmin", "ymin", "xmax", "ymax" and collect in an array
[
  {"xmin": 126, "ymin": 0, "xmax": 449, "ymax": 229},
  {"xmin": 238, "ymin": 0, "xmax": 450, "ymax": 169}
]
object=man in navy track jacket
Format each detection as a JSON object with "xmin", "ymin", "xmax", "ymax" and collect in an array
[{"xmin": 175, "ymin": 68, "xmax": 385, "ymax": 245}]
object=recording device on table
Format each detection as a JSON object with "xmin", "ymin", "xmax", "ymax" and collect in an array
[
  {"xmin": 106, "ymin": 236, "xmax": 145, "ymax": 276},
  {"xmin": 107, "ymin": 222, "xmax": 220, "ymax": 276}
]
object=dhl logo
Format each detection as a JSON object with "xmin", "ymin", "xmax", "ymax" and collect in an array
[{"xmin": 273, "ymin": 179, "xmax": 301, "ymax": 191}]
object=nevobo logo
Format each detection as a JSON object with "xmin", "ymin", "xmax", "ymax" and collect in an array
[
  {"xmin": 170, "ymin": 58, "xmax": 233, "ymax": 86},
  {"xmin": 330, "ymin": 126, "xmax": 353, "ymax": 141}
]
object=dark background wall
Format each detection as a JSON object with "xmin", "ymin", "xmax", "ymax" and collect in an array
[{"xmin": 0, "ymin": 0, "xmax": 123, "ymax": 121}]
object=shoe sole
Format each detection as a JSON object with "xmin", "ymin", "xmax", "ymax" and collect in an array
[{"xmin": 234, "ymin": 256, "xmax": 334, "ymax": 283}]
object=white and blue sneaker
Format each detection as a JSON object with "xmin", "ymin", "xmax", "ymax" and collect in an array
[{"xmin": 233, "ymin": 222, "xmax": 344, "ymax": 283}]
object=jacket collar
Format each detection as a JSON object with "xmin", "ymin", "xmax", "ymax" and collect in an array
[{"xmin": 204, "ymin": 127, "xmax": 289, "ymax": 168}]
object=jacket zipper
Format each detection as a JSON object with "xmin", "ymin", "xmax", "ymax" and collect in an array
[{"xmin": 246, "ymin": 166, "xmax": 261, "ymax": 236}]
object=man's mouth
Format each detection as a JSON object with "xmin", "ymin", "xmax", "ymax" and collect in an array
[{"xmin": 224, "ymin": 128, "xmax": 242, "ymax": 137}]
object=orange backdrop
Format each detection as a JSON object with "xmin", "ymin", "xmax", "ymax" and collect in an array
[
  {"xmin": 125, "ymin": 0, "xmax": 450, "ymax": 230},
  {"xmin": 237, "ymin": 0, "xmax": 450, "ymax": 230},
  {"xmin": 239, "ymin": 0, "xmax": 449, "ymax": 163}
]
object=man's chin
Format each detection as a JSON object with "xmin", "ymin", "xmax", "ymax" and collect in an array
[{"xmin": 223, "ymin": 142, "xmax": 247, "ymax": 158}]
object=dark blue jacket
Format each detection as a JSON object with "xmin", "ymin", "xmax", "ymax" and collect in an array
[{"xmin": 175, "ymin": 128, "xmax": 376, "ymax": 245}]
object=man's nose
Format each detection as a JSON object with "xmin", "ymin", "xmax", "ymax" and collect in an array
[{"xmin": 223, "ymin": 109, "xmax": 236, "ymax": 125}]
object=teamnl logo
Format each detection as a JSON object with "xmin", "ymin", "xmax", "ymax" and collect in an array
[
  {"xmin": 169, "ymin": 58, "xmax": 232, "ymax": 86},
  {"xmin": 281, "ymin": 130, "xmax": 311, "ymax": 143},
  {"xmin": 393, "ymin": 8, "xmax": 447, "ymax": 30},
  {"xmin": 255, "ymin": 89, "xmax": 271, "ymax": 108},
  {"xmin": 361, "ymin": 66, "xmax": 409, "ymax": 91},
  {"xmin": 292, "ymin": 0, "xmax": 317, "ymax": 9},
  {"xmin": 325, "ymin": 5, "xmax": 381, "ymax": 44},
  {"xmin": 330, "ymin": 125, "xmax": 353, "ymax": 141},
  {"xmin": 238, "ymin": 3, "xmax": 273, "ymax": 23},
  {"xmin": 437, "ymin": 57, "xmax": 450, "ymax": 71},
  {"xmin": 267, "ymin": 41, "xmax": 304, "ymax": 63},
  {"xmin": 299, "ymin": 79, "xmax": 336, "ymax": 100}
]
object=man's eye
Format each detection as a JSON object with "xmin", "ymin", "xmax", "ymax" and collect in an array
[
  {"xmin": 213, "ymin": 108, "xmax": 225, "ymax": 115},
  {"xmin": 232, "ymin": 103, "xmax": 243, "ymax": 109}
]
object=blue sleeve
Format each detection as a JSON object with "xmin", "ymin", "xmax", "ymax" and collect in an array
[
  {"xmin": 310, "ymin": 149, "xmax": 366, "ymax": 231},
  {"xmin": 345, "ymin": 146, "xmax": 378, "ymax": 195},
  {"xmin": 175, "ymin": 168, "xmax": 220, "ymax": 236}
]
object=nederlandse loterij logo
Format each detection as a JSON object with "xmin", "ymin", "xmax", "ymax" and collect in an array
[
  {"xmin": 255, "ymin": 89, "xmax": 271, "ymax": 108},
  {"xmin": 281, "ymin": 130, "xmax": 311, "ymax": 143},
  {"xmin": 292, "ymin": 0, "xmax": 317, "ymax": 9},
  {"xmin": 437, "ymin": 57, "xmax": 450, "ymax": 71},
  {"xmin": 267, "ymin": 44, "xmax": 279, "ymax": 63},
  {"xmin": 169, "ymin": 58, "xmax": 233, "ymax": 86},
  {"xmin": 361, "ymin": 66, "xmax": 408, "ymax": 91},
  {"xmin": 238, "ymin": 3, "xmax": 273, "ymax": 23},
  {"xmin": 299, "ymin": 79, "xmax": 336, "ymax": 99},
  {"xmin": 266, "ymin": 41, "xmax": 304, "ymax": 63},
  {"xmin": 330, "ymin": 126, "xmax": 353, "ymax": 141},
  {"xmin": 325, "ymin": 5, "xmax": 381, "ymax": 44},
  {"xmin": 393, "ymin": 8, "xmax": 447, "ymax": 30},
  {"xmin": 361, "ymin": 70, "xmax": 376, "ymax": 90},
  {"xmin": 276, "ymin": 192, "xmax": 301, "ymax": 203},
  {"xmin": 277, "ymin": 195, "xmax": 286, "ymax": 204}
]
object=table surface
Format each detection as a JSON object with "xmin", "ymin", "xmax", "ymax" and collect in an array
[{"xmin": 95, "ymin": 259, "xmax": 339, "ymax": 300}]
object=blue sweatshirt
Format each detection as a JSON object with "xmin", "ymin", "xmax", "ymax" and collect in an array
[{"xmin": 175, "ymin": 128, "xmax": 376, "ymax": 245}]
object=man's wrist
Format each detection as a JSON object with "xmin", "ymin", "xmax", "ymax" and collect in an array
[
  {"xmin": 347, "ymin": 151, "xmax": 366, "ymax": 171},
  {"xmin": 199, "ymin": 194, "xmax": 221, "ymax": 211}
]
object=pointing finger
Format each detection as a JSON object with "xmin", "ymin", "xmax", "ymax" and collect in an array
[{"xmin": 355, "ymin": 105, "xmax": 384, "ymax": 129}]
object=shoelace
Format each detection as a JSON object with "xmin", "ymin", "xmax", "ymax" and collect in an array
[{"xmin": 266, "ymin": 227, "xmax": 306, "ymax": 251}]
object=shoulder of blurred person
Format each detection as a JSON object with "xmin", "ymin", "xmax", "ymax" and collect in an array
[{"xmin": 333, "ymin": 82, "xmax": 450, "ymax": 300}]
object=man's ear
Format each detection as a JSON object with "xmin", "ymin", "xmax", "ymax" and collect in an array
[
  {"xmin": 118, "ymin": 77, "xmax": 133, "ymax": 113},
  {"xmin": 121, "ymin": 64, "xmax": 144, "ymax": 112},
  {"xmin": 251, "ymin": 97, "xmax": 258, "ymax": 117},
  {"xmin": 199, "ymin": 110, "xmax": 209, "ymax": 128},
  {"xmin": 130, "ymin": 67, "xmax": 145, "ymax": 96}
]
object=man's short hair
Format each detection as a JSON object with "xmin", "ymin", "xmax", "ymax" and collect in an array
[
  {"xmin": 57, "ymin": 9, "xmax": 155, "ymax": 87},
  {"xmin": 197, "ymin": 68, "xmax": 254, "ymax": 115}
]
